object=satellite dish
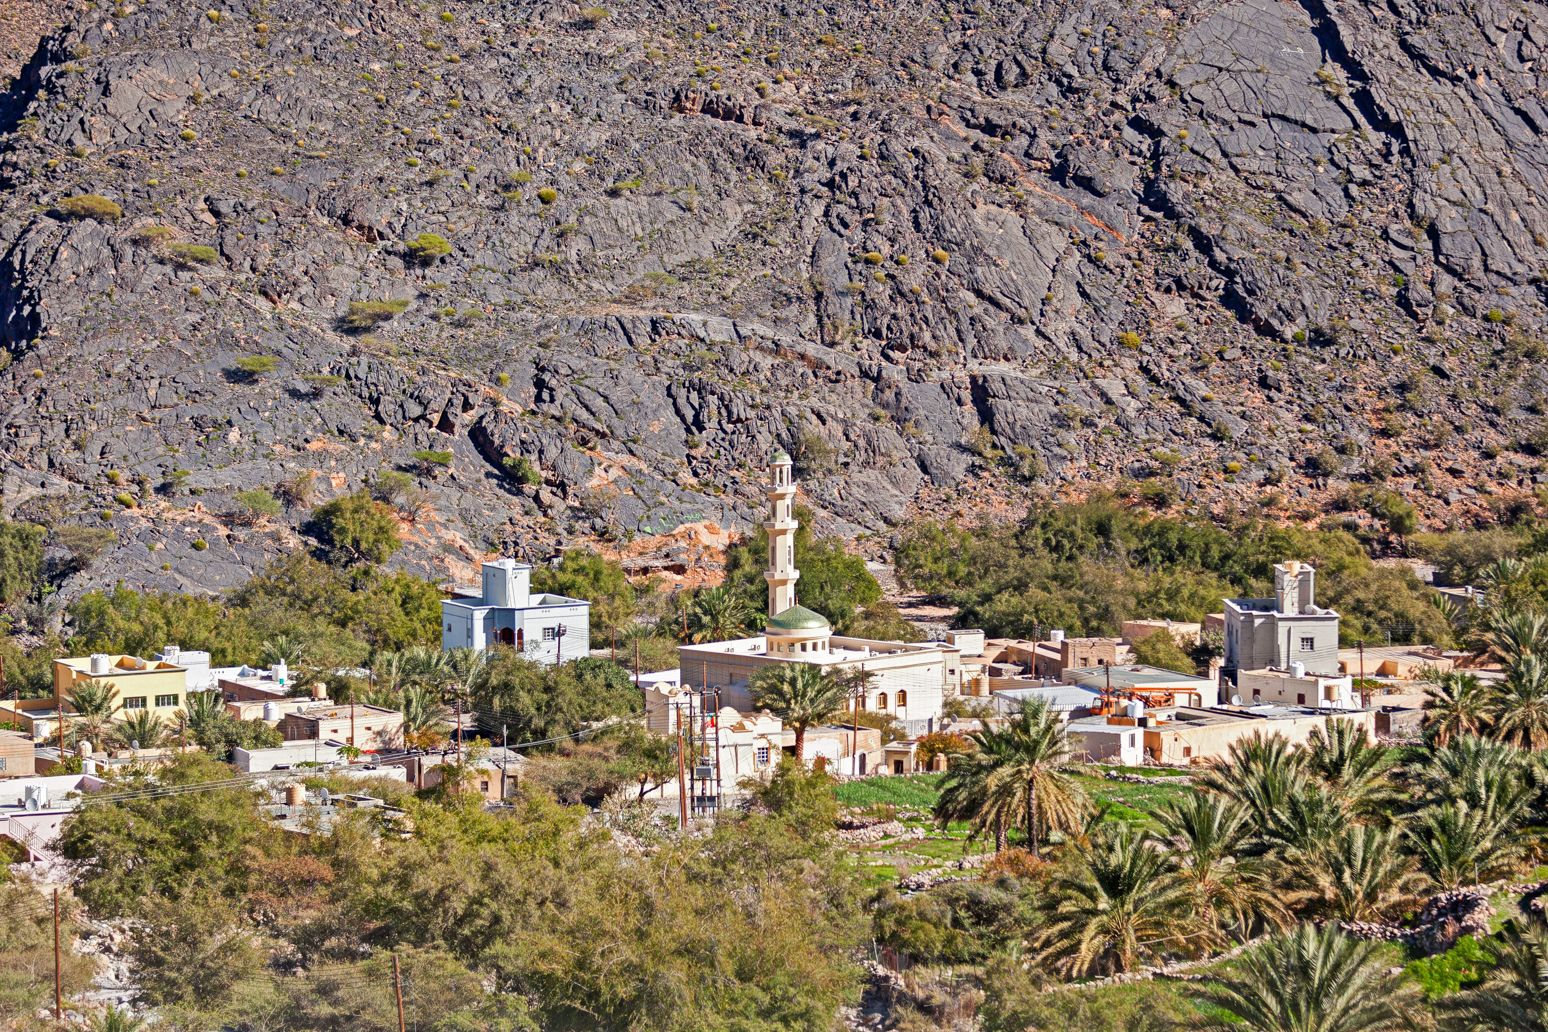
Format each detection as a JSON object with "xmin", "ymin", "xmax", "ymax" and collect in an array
[
  {"xmin": 1230, "ymin": 694, "xmax": 1242, "ymax": 706},
  {"xmin": 24, "ymin": 796, "xmax": 40, "ymax": 812},
  {"xmin": 131, "ymin": 740, "xmax": 141, "ymax": 751}
]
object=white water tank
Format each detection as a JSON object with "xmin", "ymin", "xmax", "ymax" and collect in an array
[
  {"xmin": 77, "ymin": 741, "xmax": 93, "ymax": 757},
  {"xmin": 89, "ymin": 654, "xmax": 111, "ymax": 675},
  {"xmin": 1049, "ymin": 629, "xmax": 1066, "ymax": 644},
  {"xmin": 161, "ymin": 645, "xmax": 181, "ymax": 664},
  {"xmin": 272, "ymin": 660, "xmax": 288, "ymax": 686},
  {"xmin": 1290, "ymin": 661, "xmax": 1306, "ymax": 678},
  {"xmin": 82, "ymin": 757, "xmax": 97, "ymax": 776},
  {"xmin": 262, "ymin": 702, "xmax": 280, "ymax": 722},
  {"xmin": 1126, "ymin": 700, "xmax": 1146, "ymax": 719}
]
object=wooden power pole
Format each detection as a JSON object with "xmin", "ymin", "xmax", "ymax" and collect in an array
[
  {"xmin": 52, "ymin": 888, "xmax": 63, "ymax": 1025},
  {"xmin": 393, "ymin": 953, "xmax": 407, "ymax": 1032}
]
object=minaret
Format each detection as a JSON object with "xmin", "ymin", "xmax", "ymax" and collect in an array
[{"xmin": 764, "ymin": 450, "xmax": 799, "ymax": 617}]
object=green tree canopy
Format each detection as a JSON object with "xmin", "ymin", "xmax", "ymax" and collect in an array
[{"xmin": 309, "ymin": 490, "xmax": 402, "ymax": 566}]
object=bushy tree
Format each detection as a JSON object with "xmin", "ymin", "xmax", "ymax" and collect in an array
[
  {"xmin": 532, "ymin": 548, "xmax": 638, "ymax": 636},
  {"xmin": 309, "ymin": 490, "xmax": 401, "ymax": 566}
]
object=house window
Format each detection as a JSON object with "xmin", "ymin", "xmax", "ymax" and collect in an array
[
  {"xmin": 896, "ymin": 690, "xmax": 908, "ymax": 709},
  {"xmin": 1299, "ymin": 636, "xmax": 1315, "ymax": 651},
  {"xmin": 155, "ymin": 694, "xmax": 178, "ymax": 708},
  {"xmin": 480, "ymin": 780, "xmax": 490, "ymax": 792},
  {"xmin": 1296, "ymin": 693, "xmax": 1306, "ymax": 705},
  {"xmin": 123, "ymin": 696, "xmax": 146, "ymax": 710},
  {"xmin": 1182, "ymin": 746, "xmax": 1193, "ymax": 758},
  {"xmin": 875, "ymin": 692, "xmax": 888, "ymax": 712},
  {"xmin": 446, "ymin": 623, "xmax": 452, "ymax": 632},
  {"xmin": 756, "ymin": 745, "xmax": 770, "ymax": 765},
  {"xmin": 542, "ymin": 627, "xmax": 557, "ymax": 640}
]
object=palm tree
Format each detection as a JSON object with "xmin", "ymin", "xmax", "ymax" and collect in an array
[
  {"xmin": 933, "ymin": 700, "xmax": 1089, "ymax": 856},
  {"xmin": 749, "ymin": 663, "xmax": 848, "ymax": 762},
  {"xmin": 1492, "ymin": 654, "xmax": 1548, "ymax": 749},
  {"xmin": 1193, "ymin": 923, "xmax": 1413, "ymax": 1031},
  {"xmin": 258, "ymin": 633, "xmax": 308, "ymax": 668},
  {"xmin": 1414, "ymin": 734, "xmax": 1534, "ymax": 820},
  {"xmin": 1037, "ymin": 823, "xmax": 1191, "ymax": 977},
  {"xmin": 1308, "ymin": 824, "xmax": 1420, "ymax": 923},
  {"xmin": 1303, "ymin": 719, "xmax": 1393, "ymax": 817},
  {"xmin": 1406, "ymin": 799, "xmax": 1525, "ymax": 888},
  {"xmin": 686, "ymin": 586, "xmax": 755, "ymax": 644},
  {"xmin": 114, "ymin": 709, "xmax": 166, "ymax": 751},
  {"xmin": 398, "ymin": 684, "xmax": 451, "ymax": 751},
  {"xmin": 1158, "ymin": 794, "xmax": 1289, "ymax": 950},
  {"xmin": 400, "ymin": 645, "xmax": 451, "ymax": 689},
  {"xmin": 1441, "ymin": 916, "xmax": 1548, "ymax": 1031},
  {"xmin": 1480, "ymin": 608, "xmax": 1548, "ymax": 666},
  {"xmin": 67, "ymin": 680, "xmax": 121, "ymax": 748},
  {"xmin": 369, "ymin": 649, "xmax": 407, "ymax": 698},
  {"xmin": 180, "ymin": 689, "xmax": 224, "ymax": 732},
  {"xmin": 1422, "ymin": 670, "xmax": 1491, "ymax": 747},
  {"xmin": 1198, "ymin": 732, "xmax": 1307, "ymax": 833}
]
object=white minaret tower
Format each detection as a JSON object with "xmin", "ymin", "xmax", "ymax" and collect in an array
[{"xmin": 764, "ymin": 450, "xmax": 799, "ymax": 617}]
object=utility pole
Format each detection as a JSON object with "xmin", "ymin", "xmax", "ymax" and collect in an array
[
  {"xmin": 675, "ymin": 708, "xmax": 688, "ymax": 830},
  {"xmin": 501, "ymin": 724, "xmax": 509, "ymax": 800},
  {"xmin": 454, "ymin": 694, "xmax": 463, "ymax": 764},
  {"xmin": 1357, "ymin": 639, "xmax": 1367, "ymax": 709},
  {"xmin": 52, "ymin": 888, "xmax": 63, "ymax": 1025},
  {"xmin": 349, "ymin": 704, "xmax": 356, "ymax": 762},
  {"xmin": 393, "ymin": 953, "xmax": 407, "ymax": 1032}
]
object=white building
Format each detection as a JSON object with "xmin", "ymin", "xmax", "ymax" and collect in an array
[
  {"xmin": 441, "ymin": 558, "xmax": 591, "ymax": 664},
  {"xmin": 1223, "ymin": 561, "xmax": 1341, "ymax": 680},
  {"xmin": 676, "ymin": 451, "xmax": 960, "ymax": 737}
]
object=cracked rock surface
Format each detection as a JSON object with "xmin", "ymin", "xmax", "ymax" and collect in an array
[{"xmin": 0, "ymin": 0, "xmax": 1543, "ymax": 594}]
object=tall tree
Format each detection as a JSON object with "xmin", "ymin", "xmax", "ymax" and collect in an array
[
  {"xmin": 686, "ymin": 586, "xmax": 756, "ymax": 644},
  {"xmin": 1194, "ymin": 924, "xmax": 1413, "ymax": 1031},
  {"xmin": 1492, "ymin": 654, "xmax": 1548, "ymax": 749},
  {"xmin": 1158, "ymin": 794, "xmax": 1289, "ymax": 950},
  {"xmin": 933, "ymin": 700, "xmax": 1088, "ymax": 857},
  {"xmin": 1037, "ymin": 823, "xmax": 1190, "ymax": 977},
  {"xmin": 1406, "ymin": 799, "xmax": 1525, "ymax": 888},
  {"xmin": 67, "ymin": 680, "xmax": 121, "ymax": 748},
  {"xmin": 115, "ymin": 709, "xmax": 166, "ymax": 750},
  {"xmin": 1422, "ymin": 670, "xmax": 1491, "ymax": 747},
  {"xmin": 1308, "ymin": 825, "xmax": 1420, "ymax": 923},
  {"xmin": 749, "ymin": 663, "xmax": 847, "ymax": 761},
  {"xmin": 1302, "ymin": 719, "xmax": 1394, "ymax": 817}
]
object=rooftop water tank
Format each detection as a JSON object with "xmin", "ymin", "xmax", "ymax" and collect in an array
[
  {"xmin": 262, "ymin": 702, "xmax": 280, "ymax": 722},
  {"xmin": 161, "ymin": 645, "xmax": 181, "ymax": 663},
  {"xmin": 1049, "ymin": 629, "xmax": 1066, "ymax": 644},
  {"xmin": 89, "ymin": 653, "xmax": 111, "ymax": 675},
  {"xmin": 272, "ymin": 660, "xmax": 288, "ymax": 686},
  {"xmin": 285, "ymin": 783, "xmax": 305, "ymax": 807},
  {"xmin": 1290, "ymin": 661, "xmax": 1306, "ymax": 678}
]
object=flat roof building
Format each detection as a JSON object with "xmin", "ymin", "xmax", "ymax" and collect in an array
[
  {"xmin": 53, "ymin": 653, "xmax": 191, "ymax": 727},
  {"xmin": 441, "ymin": 558, "xmax": 591, "ymax": 664},
  {"xmin": 1223, "ymin": 561, "xmax": 1340, "ymax": 680}
]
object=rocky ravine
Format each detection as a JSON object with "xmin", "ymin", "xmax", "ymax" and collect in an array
[{"xmin": 0, "ymin": 0, "xmax": 1543, "ymax": 599}]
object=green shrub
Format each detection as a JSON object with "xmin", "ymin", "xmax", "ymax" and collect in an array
[
  {"xmin": 233, "ymin": 355, "xmax": 279, "ymax": 376},
  {"xmin": 404, "ymin": 232, "xmax": 452, "ymax": 263},
  {"xmin": 343, "ymin": 299, "xmax": 410, "ymax": 330},
  {"xmin": 931, "ymin": 248, "xmax": 950, "ymax": 265},
  {"xmin": 179, "ymin": 129, "xmax": 198, "ymax": 142},
  {"xmin": 191, "ymin": 539, "xmax": 209, "ymax": 551},
  {"xmin": 1406, "ymin": 935, "xmax": 1493, "ymax": 998},
  {"xmin": 537, "ymin": 187, "xmax": 558, "ymax": 205},
  {"xmin": 1117, "ymin": 331, "xmax": 1142, "ymax": 349},
  {"xmin": 114, "ymin": 492, "xmax": 136, "ymax": 508},
  {"xmin": 503, "ymin": 455, "xmax": 541, "ymax": 486},
  {"xmin": 167, "ymin": 243, "xmax": 219, "ymax": 266},
  {"xmin": 607, "ymin": 178, "xmax": 642, "ymax": 196},
  {"xmin": 579, "ymin": 6, "xmax": 610, "ymax": 25},
  {"xmin": 1485, "ymin": 308, "xmax": 1507, "ymax": 323},
  {"xmin": 496, "ymin": 372, "xmax": 511, "ymax": 387},
  {"xmin": 232, "ymin": 489, "xmax": 281, "ymax": 521},
  {"xmin": 132, "ymin": 225, "xmax": 177, "ymax": 244},
  {"xmin": 862, "ymin": 251, "xmax": 884, "ymax": 265},
  {"xmin": 309, "ymin": 490, "xmax": 401, "ymax": 565},
  {"xmin": 412, "ymin": 449, "xmax": 453, "ymax": 469},
  {"xmin": 56, "ymin": 194, "xmax": 123, "ymax": 222}
]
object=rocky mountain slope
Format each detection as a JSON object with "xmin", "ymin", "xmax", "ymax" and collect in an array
[{"xmin": 0, "ymin": 0, "xmax": 1543, "ymax": 597}]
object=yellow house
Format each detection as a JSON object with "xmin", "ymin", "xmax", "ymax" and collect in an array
[{"xmin": 53, "ymin": 654, "xmax": 190, "ymax": 724}]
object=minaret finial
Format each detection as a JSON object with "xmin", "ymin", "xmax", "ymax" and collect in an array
[{"xmin": 763, "ymin": 450, "xmax": 799, "ymax": 617}]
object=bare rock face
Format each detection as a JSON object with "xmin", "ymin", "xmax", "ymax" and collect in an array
[{"xmin": 0, "ymin": 0, "xmax": 1543, "ymax": 593}]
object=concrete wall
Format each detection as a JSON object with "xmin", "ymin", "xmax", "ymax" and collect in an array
[
  {"xmin": 1226, "ymin": 611, "xmax": 1339, "ymax": 675},
  {"xmin": 1068, "ymin": 725, "xmax": 1143, "ymax": 765},
  {"xmin": 1239, "ymin": 669, "xmax": 1355, "ymax": 709},
  {"xmin": 442, "ymin": 602, "xmax": 590, "ymax": 663},
  {"xmin": 0, "ymin": 731, "xmax": 33, "ymax": 777},
  {"xmin": 1144, "ymin": 710, "xmax": 1376, "ymax": 764}
]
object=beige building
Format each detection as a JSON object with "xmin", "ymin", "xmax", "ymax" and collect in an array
[
  {"xmin": 677, "ymin": 452, "xmax": 961, "ymax": 736},
  {"xmin": 1142, "ymin": 707, "xmax": 1376, "ymax": 765},
  {"xmin": 277, "ymin": 704, "xmax": 404, "ymax": 753},
  {"xmin": 1065, "ymin": 664, "xmax": 1220, "ymax": 709},
  {"xmin": 54, "ymin": 654, "xmax": 190, "ymax": 726},
  {"xmin": 1237, "ymin": 667, "xmax": 1357, "ymax": 709},
  {"xmin": 0, "ymin": 698, "xmax": 73, "ymax": 744},
  {"xmin": 1123, "ymin": 619, "xmax": 1204, "ymax": 646},
  {"xmin": 0, "ymin": 730, "xmax": 33, "ymax": 778},
  {"xmin": 1223, "ymin": 562, "xmax": 1340, "ymax": 679}
]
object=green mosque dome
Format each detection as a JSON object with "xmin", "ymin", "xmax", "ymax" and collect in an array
[{"xmin": 767, "ymin": 604, "xmax": 830, "ymax": 633}]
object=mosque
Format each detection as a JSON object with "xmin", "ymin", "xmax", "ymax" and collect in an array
[{"xmin": 674, "ymin": 450, "xmax": 963, "ymax": 738}]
